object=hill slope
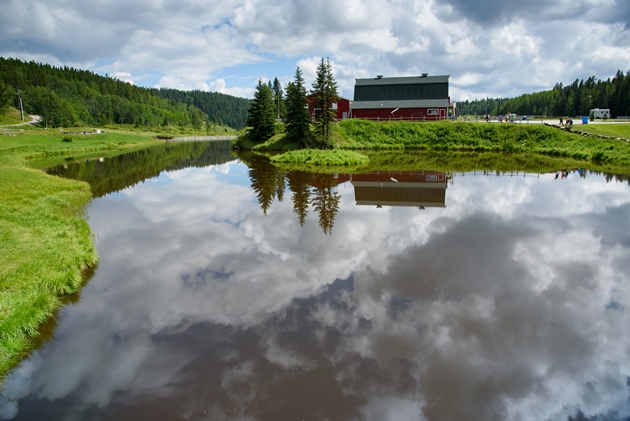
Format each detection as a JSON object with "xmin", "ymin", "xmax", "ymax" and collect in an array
[{"xmin": 0, "ymin": 57, "xmax": 249, "ymax": 130}]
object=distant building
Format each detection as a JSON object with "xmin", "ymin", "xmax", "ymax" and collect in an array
[
  {"xmin": 351, "ymin": 75, "xmax": 451, "ymax": 121},
  {"xmin": 589, "ymin": 108, "xmax": 610, "ymax": 119},
  {"xmin": 306, "ymin": 95, "xmax": 351, "ymax": 120}
]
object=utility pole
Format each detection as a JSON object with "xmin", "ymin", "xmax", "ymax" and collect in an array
[{"xmin": 16, "ymin": 87, "xmax": 24, "ymax": 121}]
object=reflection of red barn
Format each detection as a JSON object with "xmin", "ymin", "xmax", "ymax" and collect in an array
[
  {"xmin": 341, "ymin": 170, "xmax": 448, "ymax": 208},
  {"xmin": 351, "ymin": 75, "xmax": 451, "ymax": 121},
  {"xmin": 309, "ymin": 173, "xmax": 351, "ymax": 190},
  {"xmin": 307, "ymin": 95, "xmax": 351, "ymax": 120}
]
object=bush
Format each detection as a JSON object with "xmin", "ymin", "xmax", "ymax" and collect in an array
[{"xmin": 62, "ymin": 135, "xmax": 73, "ymax": 142}]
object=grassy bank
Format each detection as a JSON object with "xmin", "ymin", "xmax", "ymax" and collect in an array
[
  {"xmin": 333, "ymin": 120, "xmax": 630, "ymax": 161},
  {"xmin": 570, "ymin": 123, "xmax": 630, "ymax": 140},
  {"xmin": 0, "ymin": 128, "xmax": 163, "ymax": 380},
  {"xmin": 248, "ymin": 120, "xmax": 630, "ymax": 167},
  {"xmin": 0, "ymin": 107, "xmax": 25, "ymax": 126}
]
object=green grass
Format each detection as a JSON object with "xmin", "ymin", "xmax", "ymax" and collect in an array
[
  {"xmin": 0, "ymin": 127, "xmax": 163, "ymax": 380},
  {"xmin": 243, "ymin": 120, "xmax": 630, "ymax": 165},
  {"xmin": 330, "ymin": 120, "xmax": 630, "ymax": 163},
  {"xmin": 270, "ymin": 149, "xmax": 370, "ymax": 172},
  {"xmin": 0, "ymin": 107, "xmax": 25, "ymax": 126},
  {"xmin": 571, "ymin": 123, "xmax": 630, "ymax": 140}
]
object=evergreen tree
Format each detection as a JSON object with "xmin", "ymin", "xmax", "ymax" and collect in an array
[
  {"xmin": 0, "ymin": 80, "xmax": 12, "ymax": 112},
  {"xmin": 310, "ymin": 58, "xmax": 339, "ymax": 147},
  {"xmin": 285, "ymin": 67, "xmax": 312, "ymax": 147},
  {"xmin": 272, "ymin": 77, "xmax": 285, "ymax": 119},
  {"xmin": 246, "ymin": 79, "xmax": 276, "ymax": 143}
]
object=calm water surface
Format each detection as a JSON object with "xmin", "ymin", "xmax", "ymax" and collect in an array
[{"xmin": 2, "ymin": 143, "xmax": 630, "ymax": 421}]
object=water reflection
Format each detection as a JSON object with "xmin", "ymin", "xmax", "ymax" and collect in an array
[{"xmin": 2, "ymin": 150, "xmax": 630, "ymax": 421}]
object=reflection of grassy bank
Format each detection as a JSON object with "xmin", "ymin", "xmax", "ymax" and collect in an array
[
  {"xmin": 361, "ymin": 150, "xmax": 630, "ymax": 176},
  {"xmin": 0, "ymin": 129, "xmax": 162, "ymax": 380}
]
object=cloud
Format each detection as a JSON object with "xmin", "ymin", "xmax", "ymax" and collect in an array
[
  {"xmin": 109, "ymin": 72, "xmax": 134, "ymax": 84},
  {"xmin": 2, "ymin": 0, "xmax": 629, "ymax": 100}
]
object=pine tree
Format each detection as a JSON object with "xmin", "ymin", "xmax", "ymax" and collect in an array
[
  {"xmin": 246, "ymin": 79, "xmax": 276, "ymax": 143},
  {"xmin": 310, "ymin": 58, "xmax": 339, "ymax": 147},
  {"xmin": 272, "ymin": 77, "xmax": 285, "ymax": 119},
  {"xmin": 0, "ymin": 80, "xmax": 12, "ymax": 112},
  {"xmin": 285, "ymin": 67, "xmax": 312, "ymax": 147}
]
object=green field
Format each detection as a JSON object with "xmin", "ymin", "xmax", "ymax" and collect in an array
[{"xmin": 572, "ymin": 123, "xmax": 630, "ymax": 140}]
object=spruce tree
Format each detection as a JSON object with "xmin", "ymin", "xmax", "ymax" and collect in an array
[
  {"xmin": 285, "ymin": 67, "xmax": 312, "ymax": 147},
  {"xmin": 246, "ymin": 79, "xmax": 276, "ymax": 143},
  {"xmin": 272, "ymin": 77, "xmax": 285, "ymax": 119},
  {"xmin": 310, "ymin": 58, "xmax": 339, "ymax": 147},
  {"xmin": 0, "ymin": 80, "xmax": 12, "ymax": 112}
]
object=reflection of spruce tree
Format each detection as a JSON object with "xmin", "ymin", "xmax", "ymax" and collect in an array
[
  {"xmin": 247, "ymin": 156, "xmax": 281, "ymax": 215},
  {"xmin": 275, "ymin": 173, "xmax": 286, "ymax": 203},
  {"xmin": 310, "ymin": 174, "xmax": 340, "ymax": 234},
  {"xmin": 286, "ymin": 171, "xmax": 314, "ymax": 226}
]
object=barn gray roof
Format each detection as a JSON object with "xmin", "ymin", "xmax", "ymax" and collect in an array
[
  {"xmin": 351, "ymin": 99, "xmax": 450, "ymax": 109},
  {"xmin": 355, "ymin": 75, "xmax": 450, "ymax": 85}
]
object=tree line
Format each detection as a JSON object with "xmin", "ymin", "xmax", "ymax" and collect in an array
[
  {"xmin": 48, "ymin": 140, "xmax": 235, "ymax": 197},
  {"xmin": 0, "ymin": 57, "xmax": 249, "ymax": 129},
  {"xmin": 246, "ymin": 58, "xmax": 339, "ymax": 148},
  {"xmin": 457, "ymin": 70, "xmax": 630, "ymax": 118},
  {"xmin": 151, "ymin": 88, "xmax": 250, "ymax": 129}
]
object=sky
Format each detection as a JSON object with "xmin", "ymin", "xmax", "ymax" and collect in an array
[{"xmin": 1, "ymin": 0, "xmax": 630, "ymax": 101}]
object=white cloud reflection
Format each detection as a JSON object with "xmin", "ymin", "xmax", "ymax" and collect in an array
[{"xmin": 2, "ymin": 166, "xmax": 630, "ymax": 420}]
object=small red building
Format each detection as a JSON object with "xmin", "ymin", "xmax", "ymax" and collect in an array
[
  {"xmin": 351, "ymin": 75, "xmax": 451, "ymax": 121},
  {"xmin": 307, "ymin": 95, "xmax": 351, "ymax": 120}
]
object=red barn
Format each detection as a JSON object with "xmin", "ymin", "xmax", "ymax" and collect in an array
[
  {"xmin": 307, "ymin": 95, "xmax": 351, "ymax": 120},
  {"xmin": 351, "ymin": 75, "xmax": 451, "ymax": 121}
]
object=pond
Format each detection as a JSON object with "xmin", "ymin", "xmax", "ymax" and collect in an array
[{"xmin": 2, "ymin": 141, "xmax": 630, "ymax": 421}]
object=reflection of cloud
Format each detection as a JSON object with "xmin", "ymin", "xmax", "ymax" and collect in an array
[
  {"xmin": 262, "ymin": 335, "xmax": 316, "ymax": 370},
  {"xmin": 3, "ymin": 168, "xmax": 630, "ymax": 420},
  {"xmin": 359, "ymin": 397, "xmax": 426, "ymax": 421}
]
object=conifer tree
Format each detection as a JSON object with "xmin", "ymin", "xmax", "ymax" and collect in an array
[
  {"xmin": 285, "ymin": 67, "xmax": 312, "ymax": 147},
  {"xmin": 272, "ymin": 77, "xmax": 285, "ymax": 119},
  {"xmin": 0, "ymin": 80, "xmax": 12, "ymax": 112},
  {"xmin": 310, "ymin": 58, "xmax": 339, "ymax": 147},
  {"xmin": 246, "ymin": 79, "xmax": 276, "ymax": 143}
]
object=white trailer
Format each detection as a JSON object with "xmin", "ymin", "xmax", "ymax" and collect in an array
[{"xmin": 590, "ymin": 108, "xmax": 610, "ymax": 119}]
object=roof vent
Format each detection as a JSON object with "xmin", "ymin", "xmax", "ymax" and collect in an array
[
  {"xmin": 421, "ymin": 73, "xmax": 428, "ymax": 77},
  {"xmin": 376, "ymin": 75, "xmax": 383, "ymax": 79}
]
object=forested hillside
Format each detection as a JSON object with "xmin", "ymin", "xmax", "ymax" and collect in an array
[
  {"xmin": 153, "ymin": 88, "xmax": 250, "ymax": 129},
  {"xmin": 458, "ymin": 70, "xmax": 630, "ymax": 118},
  {"xmin": 0, "ymin": 57, "xmax": 249, "ymax": 129}
]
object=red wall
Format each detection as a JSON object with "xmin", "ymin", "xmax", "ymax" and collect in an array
[
  {"xmin": 307, "ymin": 96, "xmax": 351, "ymax": 120},
  {"xmin": 351, "ymin": 107, "xmax": 447, "ymax": 121}
]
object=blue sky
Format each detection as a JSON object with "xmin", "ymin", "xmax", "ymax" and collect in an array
[{"xmin": 1, "ymin": 0, "xmax": 629, "ymax": 101}]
